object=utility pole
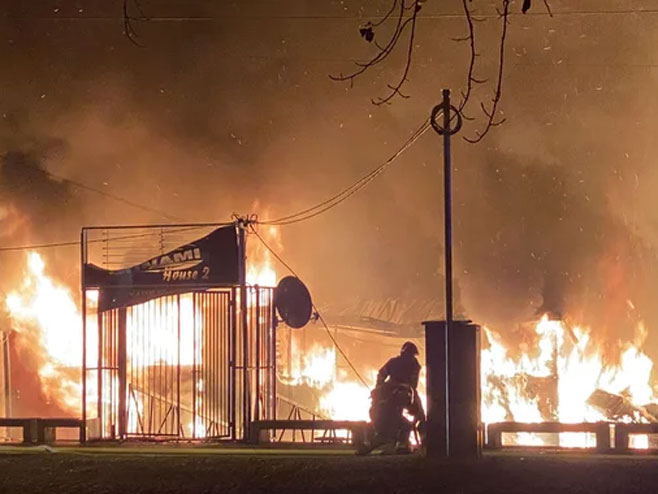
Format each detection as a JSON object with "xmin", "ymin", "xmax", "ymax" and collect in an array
[{"xmin": 429, "ymin": 88, "xmax": 463, "ymax": 455}]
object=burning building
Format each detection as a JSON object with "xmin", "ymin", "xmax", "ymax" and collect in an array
[{"xmin": 481, "ymin": 314, "xmax": 658, "ymax": 449}]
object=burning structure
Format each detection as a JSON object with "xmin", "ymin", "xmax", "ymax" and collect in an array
[
  {"xmin": 81, "ymin": 222, "xmax": 276, "ymax": 441},
  {"xmin": 0, "ymin": 161, "xmax": 657, "ymax": 449},
  {"xmin": 481, "ymin": 314, "xmax": 658, "ymax": 449},
  {"xmin": 1, "ymin": 216, "xmax": 658, "ymax": 450}
]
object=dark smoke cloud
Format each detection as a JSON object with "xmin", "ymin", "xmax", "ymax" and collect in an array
[
  {"xmin": 455, "ymin": 148, "xmax": 658, "ymax": 351},
  {"xmin": 0, "ymin": 146, "xmax": 84, "ymax": 285},
  {"xmin": 1, "ymin": 149, "xmax": 75, "ymax": 226}
]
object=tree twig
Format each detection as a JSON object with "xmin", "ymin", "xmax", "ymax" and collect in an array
[
  {"xmin": 464, "ymin": 0, "xmax": 510, "ymax": 143},
  {"xmin": 329, "ymin": 0, "xmax": 421, "ymax": 105},
  {"xmin": 123, "ymin": 0, "xmax": 148, "ymax": 46},
  {"xmin": 455, "ymin": 0, "xmax": 487, "ymax": 121},
  {"xmin": 371, "ymin": 1, "xmax": 422, "ymax": 106}
]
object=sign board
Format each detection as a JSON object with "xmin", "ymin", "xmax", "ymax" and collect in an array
[{"xmin": 84, "ymin": 226, "xmax": 240, "ymax": 311}]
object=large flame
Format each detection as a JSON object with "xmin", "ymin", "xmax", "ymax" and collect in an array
[
  {"xmin": 4, "ymin": 244, "xmax": 658, "ymax": 450},
  {"xmin": 5, "ymin": 252, "xmax": 82, "ymax": 414},
  {"xmin": 0, "ymin": 223, "xmax": 282, "ymax": 434},
  {"xmin": 246, "ymin": 225, "xmax": 279, "ymax": 288},
  {"xmin": 482, "ymin": 314, "xmax": 658, "ymax": 448}
]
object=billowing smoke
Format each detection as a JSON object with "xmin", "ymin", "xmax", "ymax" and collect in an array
[
  {"xmin": 0, "ymin": 146, "xmax": 83, "ymax": 281},
  {"xmin": 455, "ymin": 148, "xmax": 656, "ymax": 352}
]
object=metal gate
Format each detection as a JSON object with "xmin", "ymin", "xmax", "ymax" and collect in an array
[
  {"xmin": 82, "ymin": 223, "xmax": 276, "ymax": 442},
  {"xmin": 191, "ymin": 291, "xmax": 233, "ymax": 439}
]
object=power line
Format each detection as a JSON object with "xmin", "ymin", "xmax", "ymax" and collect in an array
[
  {"xmin": 44, "ymin": 170, "xmax": 185, "ymax": 222},
  {"xmin": 0, "ymin": 224, "xmax": 220, "ymax": 253},
  {"xmin": 248, "ymin": 224, "xmax": 369, "ymax": 388},
  {"xmin": 260, "ymin": 118, "xmax": 430, "ymax": 226},
  {"xmin": 0, "ymin": 166, "xmax": 187, "ymax": 252},
  {"xmin": 0, "ymin": 120, "xmax": 430, "ymax": 251},
  {"xmin": 0, "ymin": 240, "xmax": 79, "ymax": 252},
  {"xmin": 513, "ymin": 62, "xmax": 658, "ymax": 69}
]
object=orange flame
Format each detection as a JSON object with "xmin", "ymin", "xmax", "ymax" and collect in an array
[
  {"xmin": 7, "ymin": 240, "xmax": 657, "ymax": 450},
  {"xmin": 482, "ymin": 314, "xmax": 658, "ymax": 448},
  {"xmin": 5, "ymin": 252, "xmax": 82, "ymax": 414}
]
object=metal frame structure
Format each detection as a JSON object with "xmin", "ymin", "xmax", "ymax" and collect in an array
[{"xmin": 81, "ymin": 222, "xmax": 276, "ymax": 442}]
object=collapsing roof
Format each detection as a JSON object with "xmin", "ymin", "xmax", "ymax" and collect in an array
[{"xmin": 322, "ymin": 298, "xmax": 447, "ymax": 338}]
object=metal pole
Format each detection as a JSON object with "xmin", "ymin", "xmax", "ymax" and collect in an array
[
  {"xmin": 238, "ymin": 220, "xmax": 250, "ymax": 440},
  {"xmin": 97, "ymin": 311, "xmax": 103, "ymax": 435},
  {"xmin": 230, "ymin": 287, "xmax": 237, "ymax": 440},
  {"xmin": 430, "ymin": 88, "xmax": 463, "ymax": 457},
  {"xmin": 177, "ymin": 294, "xmax": 181, "ymax": 438},
  {"xmin": 118, "ymin": 307, "xmax": 127, "ymax": 439},
  {"xmin": 255, "ymin": 285, "xmax": 261, "ymax": 422},
  {"xmin": 80, "ymin": 229, "xmax": 87, "ymax": 443},
  {"xmin": 2, "ymin": 332, "xmax": 11, "ymax": 418},
  {"xmin": 442, "ymin": 89, "xmax": 453, "ymax": 328},
  {"xmin": 271, "ymin": 296, "xmax": 277, "ymax": 421},
  {"xmin": 192, "ymin": 293, "xmax": 197, "ymax": 439},
  {"xmin": 442, "ymin": 89, "xmax": 453, "ymax": 456}
]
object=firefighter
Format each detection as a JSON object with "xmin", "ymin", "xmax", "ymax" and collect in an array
[
  {"xmin": 363, "ymin": 381, "xmax": 415, "ymax": 454},
  {"xmin": 377, "ymin": 341, "xmax": 422, "ymax": 390},
  {"xmin": 375, "ymin": 341, "xmax": 426, "ymax": 452}
]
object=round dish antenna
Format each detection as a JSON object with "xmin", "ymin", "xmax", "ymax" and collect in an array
[{"xmin": 274, "ymin": 276, "xmax": 313, "ymax": 329}]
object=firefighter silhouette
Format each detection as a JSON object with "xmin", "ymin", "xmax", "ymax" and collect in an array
[{"xmin": 357, "ymin": 342, "xmax": 426, "ymax": 455}]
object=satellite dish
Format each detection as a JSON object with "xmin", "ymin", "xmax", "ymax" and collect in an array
[{"xmin": 274, "ymin": 276, "xmax": 313, "ymax": 329}]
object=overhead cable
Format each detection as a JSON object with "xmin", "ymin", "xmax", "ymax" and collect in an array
[
  {"xmin": 260, "ymin": 118, "xmax": 430, "ymax": 226},
  {"xmin": 0, "ymin": 224, "xmax": 227, "ymax": 253},
  {"xmin": 248, "ymin": 224, "xmax": 369, "ymax": 388},
  {"xmin": 43, "ymin": 170, "xmax": 186, "ymax": 222}
]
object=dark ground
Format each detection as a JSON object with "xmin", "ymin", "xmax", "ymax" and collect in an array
[{"xmin": 1, "ymin": 447, "xmax": 658, "ymax": 493}]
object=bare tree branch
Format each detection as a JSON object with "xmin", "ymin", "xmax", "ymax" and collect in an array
[
  {"xmin": 123, "ymin": 0, "xmax": 148, "ymax": 47},
  {"xmin": 456, "ymin": 0, "xmax": 487, "ymax": 121},
  {"xmin": 522, "ymin": 0, "xmax": 553, "ymax": 16},
  {"xmin": 330, "ymin": 1, "xmax": 407, "ymax": 81},
  {"xmin": 372, "ymin": 0, "xmax": 401, "ymax": 27},
  {"xmin": 543, "ymin": 0, "xmax": 554, "ymax": 17},
  {"xmin": 371, "ymin": 1, "xmax": 422, "ymax": 106},
  {"xmin": 464, "ymin": 0, "xmax": 510, "ymax": 143},
  {"xmin": 329, "ymin": 0, "xmax": 422, "ymax": 105}
]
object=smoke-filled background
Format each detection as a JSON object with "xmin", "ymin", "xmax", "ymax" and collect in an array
[{"xmin": 2, "ymin": 0, "xmax": 658, "ymax": 365}]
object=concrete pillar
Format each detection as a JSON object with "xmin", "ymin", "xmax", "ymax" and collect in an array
[{"xmin": 423, "ymin": 320, "xmax": 482, "ymax": 458}]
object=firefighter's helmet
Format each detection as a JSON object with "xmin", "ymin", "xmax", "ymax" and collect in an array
[{"xmin": 401, "ymin": 341, "xmax": 419, "ymax": 356}]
